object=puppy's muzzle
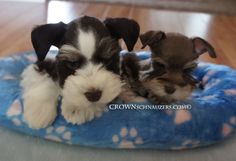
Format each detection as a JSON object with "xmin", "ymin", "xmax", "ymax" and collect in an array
[{"xmin": 84, "ymin": 89, "xmax": 102, "ymax": 102}]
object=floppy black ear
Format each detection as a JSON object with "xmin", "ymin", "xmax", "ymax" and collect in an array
[
  {"xmin": 140, "ymin": 31, "xmax": 166, "ymax": 49},
  {"xmin": 192, "ymin": 37, "xmax": 217, "ymax": 58},
  {"xmin": 31, "ymin": 22, "xmax": 67, "ymax": 61},
  {"xmin": 104, "ymin": 18, "xmax": 140, "ymax": 51}
]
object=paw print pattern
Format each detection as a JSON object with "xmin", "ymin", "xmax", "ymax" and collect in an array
[
  {"xmin": 224, "ymin": 89, "xmax": 236, "ymax": 97},
  {"xmin": 174, "ymin": 110, "xmax": 192, "ymax": 125},
  {"xmin": 200, "ymin": 94, "xmax": 218, "ymax": 101},
  {"xmin": 44, "ymin": 126, "xmax": 72, "ymax": 144},
  {"xmin": 222, "ymin": 116, "xmax": 236, "ymax": 137},
  {"xmin": 6, "ymin": 99, "xmax": 23, "ymax": 126},
  {"xmin": 202, "ymin": 70, "xmax": 217, "ymax": 85},
  {"xmin": 112, "ymin": 127, "xmax": 143, "ymax": 148},
  {"xmin": 2, "ymin": 74, "xmax": 16, "ymax": 80}
]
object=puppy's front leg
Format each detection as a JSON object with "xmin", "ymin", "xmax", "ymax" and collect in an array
[
  {"xmin": 21, "ymin": 65, "xmax": 60, "ymax": 129},
  {"xmin": 61, "ymin": 104, "xmax": 104, "ymax": 125}
]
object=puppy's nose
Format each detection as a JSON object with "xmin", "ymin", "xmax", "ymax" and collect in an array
[
  {"xmin": 84, "ymin": 89, "xmax": 102, "ymax": 102},
  {"xmin": 164, "ymin": 86, "xmax": 176, "ymax": 94}
]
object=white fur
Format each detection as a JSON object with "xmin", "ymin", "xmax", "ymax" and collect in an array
[
  {"xmin": 78, "ymin": 29, "xmax": 96, "ymax": 59},
  {"xmin": 21, "ymin": 65, "xmax": 60, "ymax": 129},
  {"xmin": 61, "ymin": 62, "xmax": 122, "ymax": 124},
  {"xmin": 143, "ymin": 79, "xmax": 192, "ymax": 101}
]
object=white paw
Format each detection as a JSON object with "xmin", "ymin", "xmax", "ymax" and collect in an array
[
  {"xmin": 62, "ymin": 107, "xmax": 96, "ymax": 125},
  {"xmin": 24, "ymin": 102, "xmax": 57, "ymax": 129},
  {"xmin": 62, "ymin": 105, "xmax": 104, "ymax": 125}
]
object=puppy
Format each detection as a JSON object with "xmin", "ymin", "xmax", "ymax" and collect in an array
[
  {"xmin": 122, "ymin": 31, "xmax": 217, "ymax": 104},
  {"xmin": 21, "ymin": 16, "xmax": 140, "ymax": 128}
]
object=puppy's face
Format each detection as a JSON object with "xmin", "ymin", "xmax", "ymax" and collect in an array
[
  {"xmin": 140, "ymin": 31, "xmax": 217, "ymax": 101},
  {"xmin": 56, "ymin": 37, "xmax": 121, "ymax": 87},
  {"xmin": 56, "ymin": 38, "xmax": 121, "ymax": 108},
  {"xmin": 31, "ymin": 16, "xmax": 140, "ymax": 107}
]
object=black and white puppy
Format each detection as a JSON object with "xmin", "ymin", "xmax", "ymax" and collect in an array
[{"xmin": 21, "ymin": 16, "xmax": 140, "ymax": 128}]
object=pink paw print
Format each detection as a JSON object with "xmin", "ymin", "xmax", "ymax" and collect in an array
[{"xmin": 112, "ymin": 127, "xmax": 143, "ymax": 148}]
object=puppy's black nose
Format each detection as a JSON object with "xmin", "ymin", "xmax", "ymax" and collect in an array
[
  {"xmin": 164, "ymin": 86, "xmax": 176, "ymax": 94},
  {"xmin": 84, "ymin": 89, "xmax": 102, "ymax": 102}
]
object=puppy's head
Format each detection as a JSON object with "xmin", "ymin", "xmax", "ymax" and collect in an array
[
  {"xmin": 31, "ymin": 16, "xmax": 140, "ymax": 108},
  {"xmin": 139, "ymin": 31, "xmax": 217, "ymax": 101}
]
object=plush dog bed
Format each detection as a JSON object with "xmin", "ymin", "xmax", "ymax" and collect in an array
[{"xmin": 0, "ymin": 50, "xmax": 236, "ymax": 149}]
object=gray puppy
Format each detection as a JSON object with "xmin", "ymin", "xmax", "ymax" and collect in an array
[{"xmin": 122, "ymin": 31, "xmax": 217, "ymax": 104}]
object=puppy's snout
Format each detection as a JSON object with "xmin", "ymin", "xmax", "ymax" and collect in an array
[
  {"xmin": 84, "ymin": 89, "xmax": 102, "ymax": 102},
  {"xmin": 164, "ymin": 85, "xmax": 176, "ymax": 94}
]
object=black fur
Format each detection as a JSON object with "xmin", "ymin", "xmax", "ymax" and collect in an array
[
  {"xmin": 104, "ymin": 18, "xmax": 140, "ymax": 51},
  {"xmin": 121, "ymin": 53, "xmax": 140, "ymax": 81},
  {"xmin": 35, "ymin": 60, "xmax": 58, "ymax": 81},
  {"xmin": 56, "ymin": 53, "xmax": 87, "ymax": 87},
  {"xmin": 31, "ymin": 22, "xmax": 67, "ymax": 61},
  {"xmin": 92, "ymin": 37, "xmax": 121, "ymax": 74},
  {"xmin": 30, "ymin": 16, "xmax": 140, "ymax": 87}
]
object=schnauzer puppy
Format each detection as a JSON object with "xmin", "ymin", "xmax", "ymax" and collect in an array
[
  {"xmin": 21, "ymin": 16, "xmax": 140, "ymax": 128},
  {"xmin": 122, "ymin": 31, "xmax": 217, "ymax": 104}
]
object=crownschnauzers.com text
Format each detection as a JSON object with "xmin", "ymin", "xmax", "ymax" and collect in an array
[{"xmin": 108, "ymin": 104, "xmax": 192, "ymax": 110}]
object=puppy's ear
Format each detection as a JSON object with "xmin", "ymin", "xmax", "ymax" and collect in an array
[
  {"xmin": 192, "ymin": 37, "xmax": 216, "ymax": 58},
  {"xmin": 31, "ymin": 22, "xmax": 67, "ymax": 61},
  {"xmin": 104, "ymin": 18, "xmax": 140, "ymax": 51},
  {"xmin": 140, "ymin": 31, "xmax": 166, "ymax": 49}
]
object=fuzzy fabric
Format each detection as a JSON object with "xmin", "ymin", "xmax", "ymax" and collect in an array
[{"xmin": 0, "ymin": 50, "xmax": 236, "ymax": 149}]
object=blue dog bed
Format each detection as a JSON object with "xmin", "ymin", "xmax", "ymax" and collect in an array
[{"xmin": 0, "ymin": 51, "xmax": 236, "ymax": 150}]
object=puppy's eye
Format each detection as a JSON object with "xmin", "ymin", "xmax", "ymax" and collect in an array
[
  {"xmin": 152, "ymin": 62, "xmax": 166, "ymax": 75},
  {"xmin": 63, "ymin": 57, "xmax": 86, "ymax": 70}
]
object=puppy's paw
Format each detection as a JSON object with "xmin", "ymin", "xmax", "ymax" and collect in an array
[
  {"xmin": 24, "ymin": 102, "xmax": 57, "ymax": 129},
  {"xmin": 62, "ymin": 106, "xmax": 105, "ymax": 125},
  {"xmin": 62, "ymin": 108, "xmax": 95, "ymax": 125}
]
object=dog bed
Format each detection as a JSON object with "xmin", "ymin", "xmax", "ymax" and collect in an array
[{"xmin": 0, "ymin": 50, "xmax": 236, "ymax": 150}]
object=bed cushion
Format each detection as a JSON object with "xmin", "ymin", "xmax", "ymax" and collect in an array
[{"xmin": 0, "ymin": 50, "xmax": 236, "ymax": 149}]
